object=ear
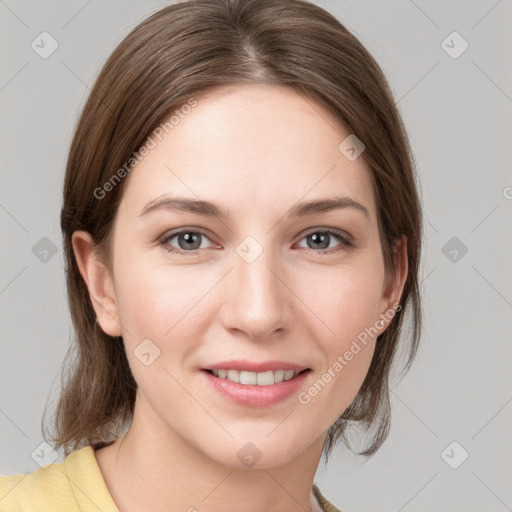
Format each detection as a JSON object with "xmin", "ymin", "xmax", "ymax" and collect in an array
[
  {"xmin": 376, "ymin": 235, "xmax": 408, "ymax": 336},
  {"xmin": 71, "ymin": 230, "xmax": 123, "ymax": 337}
]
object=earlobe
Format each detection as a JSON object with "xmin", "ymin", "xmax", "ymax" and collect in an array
[{"xmin": 71, "ymin": 231, "xmax": 123, "ymax": 337}]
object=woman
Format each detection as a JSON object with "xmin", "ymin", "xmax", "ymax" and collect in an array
[{"xmin": 0, "ymin": 0, "xmax": 422, "ymax": 510}]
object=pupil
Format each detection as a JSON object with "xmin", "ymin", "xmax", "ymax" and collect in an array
[
  {"xmin": 181, "ymin": 232, "xmax": 200, "ymax": 250},
  {"xmin": 310, "ymin": 233, "xmax": 328, "ymax": 249}
]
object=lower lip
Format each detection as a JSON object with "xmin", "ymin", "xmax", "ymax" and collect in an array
[{"xmin": 201, "ymin": 370, "xmax": 311, "ymax": 408}]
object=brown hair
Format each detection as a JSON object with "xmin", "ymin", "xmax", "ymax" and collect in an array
[{"xmin": 43, "ymin": 0, "xmax": 423, "ymax": 460}]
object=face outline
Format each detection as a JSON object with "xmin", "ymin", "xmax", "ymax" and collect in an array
[{"xmin": 73, "ymin": 83, "xmax": 407, "ymax": 470}]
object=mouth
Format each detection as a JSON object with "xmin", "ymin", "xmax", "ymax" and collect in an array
[
  {"xmin": 201, "ymin": 365, "xmax": 312, "ymax": 407},
  {"xmin": 201, "ymin": 368, "xmax": 311, "ymax": 386}
]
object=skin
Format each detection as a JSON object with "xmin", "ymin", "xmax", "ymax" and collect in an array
[{"xmin": 72, "ymin": 83, "xmax": 408, "ymax": 512}]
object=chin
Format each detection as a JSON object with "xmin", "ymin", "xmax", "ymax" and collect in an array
[{"xmin": 197, "ymin": 431, "xmax": 308, "ymax": 470}]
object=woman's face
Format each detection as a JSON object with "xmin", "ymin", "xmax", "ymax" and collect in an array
[{"xmin": 91, "ymin": 84, "xmax": 405, "ymax": 468}]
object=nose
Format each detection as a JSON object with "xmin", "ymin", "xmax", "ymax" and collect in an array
[{"xmin": 218, "ymin": 242, "xmax": 291, "ymax": 341}]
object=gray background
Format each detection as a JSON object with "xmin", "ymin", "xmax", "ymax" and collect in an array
[{"xmin": 1, "ymin": 1, "xmax": 511, "ymax": 511}]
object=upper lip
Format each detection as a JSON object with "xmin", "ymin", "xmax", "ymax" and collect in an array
[{"xmin": 203, "ymin": 359, "xmax": 309, "ymax": 372}]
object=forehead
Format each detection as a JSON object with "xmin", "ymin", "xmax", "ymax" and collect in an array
[{"xmin": 120, "ymin": 84, "xmax": 377, "ymax": 221}]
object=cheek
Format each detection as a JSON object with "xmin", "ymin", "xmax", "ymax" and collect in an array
[
  {"xmin": 115, "ymin": 272, "xmax": 164, "ymax": 334},
  {"xmin": 113, "ymin": 256, "xmax": 211, "ymax": 349},
  {"xmin": 301, "ymin": 259, "xmax": 384, "ymax": 340},
  {"xmin": 295, "ymin": 260, "xmax": 383, "ymax": 409},
  {"xmin": 297, "ymin": 282, "xmax": 379, "ymax": 428},
  {"xmin": 112, "ymin": 261, "xmax": 198, "ymax": 391}
]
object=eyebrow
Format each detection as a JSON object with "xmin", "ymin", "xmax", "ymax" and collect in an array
[{"xmin": 138, "ymin": 195, "xmax": 371, "ymax": 221}]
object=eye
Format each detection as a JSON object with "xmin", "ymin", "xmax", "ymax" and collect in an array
[
  {"xmin": 160, "ymin": 227, "xmax": 354, "ymax": 256},
  {"xmin": 160, "ymin": 229, "xmax": 214, "ymax": 254},
  {"xmin": 296, "ymin": 229, "xmax": 354, "ymax": 254}
]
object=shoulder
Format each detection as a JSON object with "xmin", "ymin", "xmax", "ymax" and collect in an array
[
  {"xmin": 0, "ymin": 445, "xmax": 117, "ymax": 512},
  {"xmin": 0, "ymin": 458, "xmax": 76, "ymax": 511},
  {"xmin": 313, "ymin": 483, "xmax": 343, "ymax": 512}
]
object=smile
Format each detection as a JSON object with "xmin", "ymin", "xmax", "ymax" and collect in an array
[
  {"xmin": 201, "ymin": 366, "xmax": 311, "ymax": 408},
  {"xmin": 205, "ymin": 368, "xmax": 307, "ymax": 386}
]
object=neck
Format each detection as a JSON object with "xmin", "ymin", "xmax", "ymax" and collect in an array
[{"xmin": 95, "ymin": 394, "xmax": 327, "ymax": 512}]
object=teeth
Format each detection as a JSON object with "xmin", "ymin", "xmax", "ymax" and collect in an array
[
  {"xmin": 273, "ymin": 369, "xmax": 284, "ymax": 383},
  {"xmin": 283, "ymin": 369, "xmax": 295, "ymax": 380},
  {"xmin": 240, "ymin": 370, "xmax": 257, "ymax": 385},
  {"xmin": 227, "ymin": 369, "xmax": 240, "ymax": 382},
  {"xmin": 257, "ymin": 371, "xmax": 274, "ymax": 385},
  {"xmin": 210, "ymin": 368, "xmax": 303, "ymax": 385}
]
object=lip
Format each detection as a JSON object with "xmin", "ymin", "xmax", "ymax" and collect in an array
[
  {"xmin": 204, "ymin": 359, "xmax": 308, "ymax": 372},
  {"xmin": 201, "ymin": 368, "xmax": 311, "ymax": 408}
]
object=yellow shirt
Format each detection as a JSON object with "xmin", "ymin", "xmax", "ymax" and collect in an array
[{"xmin": 0, "ymin": 445, "xmax": 340, "ymax": 511}]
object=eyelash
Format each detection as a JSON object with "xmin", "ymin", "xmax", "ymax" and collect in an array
[{"xmin": 159, "ymin": 228, "xmax": 354, "ymax": 256}]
